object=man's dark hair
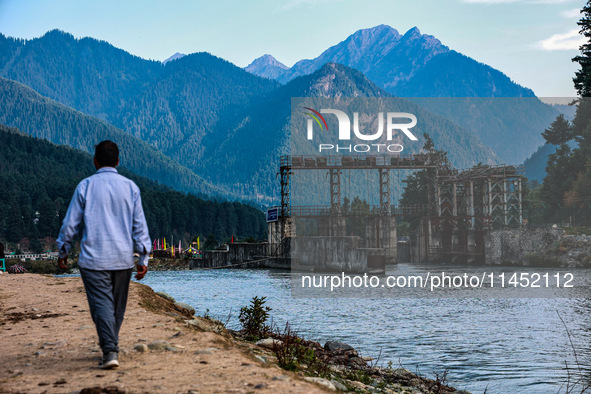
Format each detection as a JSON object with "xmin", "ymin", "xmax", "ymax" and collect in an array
[{"xmin": 95, "ymin": 140, "xmax": 119, "ymax": 167}]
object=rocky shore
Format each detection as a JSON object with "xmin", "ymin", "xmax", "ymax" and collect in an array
[
  {"xmin": 0, "ymin": 273, "xmax": 466, "ymax": 393},
  {"xmin": 234, "ymin": 335, "xmax": 462, "ymax": 393}
]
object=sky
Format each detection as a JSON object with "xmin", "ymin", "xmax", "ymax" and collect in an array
[{"xmin": 0, "ymin": 0, "xmax": 585, "ymax": 97}]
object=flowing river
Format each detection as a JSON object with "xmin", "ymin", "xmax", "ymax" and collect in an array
[{"xmin": 140, "ymin": 265, "xmax": 591, "ymax": 393}]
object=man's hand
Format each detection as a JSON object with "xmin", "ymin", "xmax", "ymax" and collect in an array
[
  {"xmin": 135, "ymin": 264, "xmax": 148, "ymax": 280},
  {"xmin": 58, "ymin": 257, "xmax": 69, "ymax": 270}
]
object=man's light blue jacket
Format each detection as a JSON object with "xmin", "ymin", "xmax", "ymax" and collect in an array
[{"xmin": 57, "ymin": 167, "xmax": 152, "ymax": 270}]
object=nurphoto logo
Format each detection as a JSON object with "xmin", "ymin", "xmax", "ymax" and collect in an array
[{"xmin": 304, "ymin": 107, "xmax": 418, "ymax": 153}]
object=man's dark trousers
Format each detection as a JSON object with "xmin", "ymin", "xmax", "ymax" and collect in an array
[{"xmin": 80, "ymin": 268, "xmax": 133, "ymax": 355}]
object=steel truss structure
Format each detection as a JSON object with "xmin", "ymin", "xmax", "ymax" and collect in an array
[
  {"xmin": 279, "ymin": 154, "xmax": 436, "ymax": 218},
  {"xmin": 434, "ymin": 165, "xmax": 524, "ymax": 230},
  {"xmin": 279, "ymin": 155, "xmax": 524, "ymax": 229},
  {"xmin": 276, "ymin": 155, "xmax": 525, "ymax": 262}
]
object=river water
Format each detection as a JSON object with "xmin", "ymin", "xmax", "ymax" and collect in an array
[{"xmin": 140, "ymin": 265, "xmax": 591, "ymax": 393}]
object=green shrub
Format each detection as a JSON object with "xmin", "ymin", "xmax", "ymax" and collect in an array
[
  {"xmin": 273, "ymin": 323, "xmax": 329, "ymax": 376},
  {"xmin": 239, "ymin": 296, "xmax": 271, "ymax": 340}
]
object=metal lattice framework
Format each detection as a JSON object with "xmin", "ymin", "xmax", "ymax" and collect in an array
[
  {"xmin": 279, "ymin": 165, "xmax": 291, "ymax": 217},
  {"xmin": 379, "ymin": 168, "xmax": 391, "ymax": 215},
  {"xmin": 279, "ymin": 155, "xmax": 524, "ymax": 229},
  {"xmin": 279, "ymin": 154, "xmax": 436, "ymax": 218},
  {"xmin": 434, "ymin": 165, "xmax": 524, "ymax": 230},
  {"xmin": 330, "ymin": 168, "xmax": 341, "ymax": 215},
  {"xmin": 276, "ymin": 155, "xmax": 525, "ymax": 262}
]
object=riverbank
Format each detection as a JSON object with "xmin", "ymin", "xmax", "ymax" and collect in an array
[
  {"xmin": 0, "ymin": 273, "xmax": 324, "ymax": 393},
  {"xmin": 0, "ymin": 273, "xmax": 466, "ymax": 393},
  {"xmin": 0, "ymin": 273, "xmax": 464, "ymax": 393}
]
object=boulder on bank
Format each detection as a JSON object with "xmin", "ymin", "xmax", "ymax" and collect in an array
[
  {"xmin": 324, "ymin": 340, "xmax": 355, "ymax": 352},
  {"xmin": 185, "ymin": 318, "xmax": 227, "ymax": 335},
  {"xmin": 304, "ymin": 377, "xmax": 336, "ymax": 391},
  {"xmin": 255, "ymin": 338, "xmax": 283, "ymax": 349},
  {"xmin": 156, "ymin": 291, "xmax": 175, "ymax": 302},
  {"xmin": 174, "ymin": 302, "xmax": 195, "ymax": 315},
  {"xmin": 147, "ymin": 340, "xmax": 170, "ymax": 351},
  {"xmin": 134, "ymin": 343, "xmax": 149, "ymax": 352}
]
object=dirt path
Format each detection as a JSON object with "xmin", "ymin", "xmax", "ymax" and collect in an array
[{"xmin": 0, "ymin": 273, "xmax": 325, "ymax": 393}]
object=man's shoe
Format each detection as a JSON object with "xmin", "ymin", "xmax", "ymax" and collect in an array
[{"xmin": 100, "ymin": 352, "xmax": 119, "ymax": 369}]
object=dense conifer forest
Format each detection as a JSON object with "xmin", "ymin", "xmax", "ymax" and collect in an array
[{"xmin": 0, "ymin": 124, "xmax": 267, "ymax": 251}]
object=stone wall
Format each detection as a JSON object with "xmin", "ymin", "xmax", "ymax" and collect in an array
[
  {"xmin": 290, "ymin": 236, "xmax": 390, "ymax": 273},
  {"xmin": 484, "ymin": 227, "xmax": 591, "ymax": 267},
  {"xmin": 484, "ymin": 227, "xmax": 562, "ymax": 265}
]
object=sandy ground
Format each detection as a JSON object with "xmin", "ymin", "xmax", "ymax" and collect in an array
[{"xmin": 0, "ymin": 273, "xmax": 325, "ymax": 393}]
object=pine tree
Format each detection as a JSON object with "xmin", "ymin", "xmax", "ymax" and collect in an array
[
  {"xmin": 6, "ymin": 196, "xmax": 24, "ymax": 243},
  {"xmin": 30, "ymin": 237, "xmax": 43, "ymax": 254},
  {"xmin": 400, "ymin": 133, "xmax": 449, "ymax": 207},
  {"xmin": 537, "ymin": 1, "xmax": 591, "ymax": 224},
  {"xmin": 540, "ymin": 115, "xmax": 576, "ymax": 204},
  {"xmin": 573, "ymin": 2, "xmax": 591, "ymax": 98},
  {"xmin": 572, "ymin": 2, "xmax": 591, "ymax": 151},
  {"xmin": 400, "ymin": 134, "xmax": 451, "ymax": 229},
  {"xmin": 541, "ymin": 114, "xmax": 572, "ymax": 146}
]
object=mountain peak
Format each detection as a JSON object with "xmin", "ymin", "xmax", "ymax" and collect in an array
[
  {"xmin": 163, "ymin": 52, "xmax": 187, "ymax": 65},
  {"xmin": 403, "ymin": 26, "xmax": 421, "ymax": 38},
  {"xmin": 351, "ymin": 24, "xmax": 400, "ymax": 38},
  {"xmin": 345, "ymin": 24, "xmax": 401, "ymax": 51},
  {"xmin": 41, "ymin": 29, "xmax": 75, "ymax": 41},
  {"xmin": 294, "ymin": 62, "xmax": 389, "ymax": 98},
  {"xmin": 244, "ymin": 54, "xmax": 289, "ymax": 80},
  {"xmin": 371, "ymin": 24, "xmax": 397, "ymax": 32},
  {"xmin": 246, "ymin": 54, "xmax": 288, "ymax": 70}
]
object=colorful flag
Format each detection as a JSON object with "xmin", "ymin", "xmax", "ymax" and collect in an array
[{"xmin": 197, "ymin": 237, "xmax": 200, "ymax": 250}]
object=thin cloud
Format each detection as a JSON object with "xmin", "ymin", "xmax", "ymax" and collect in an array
[
  {"xmin": 562, "ymin": 7, "xmax": 581, "ymax": 17},
  {"xmin": 538, "ymin": 29, "xmax": 585, "ymax": 50}
]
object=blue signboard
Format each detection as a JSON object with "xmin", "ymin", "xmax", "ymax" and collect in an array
[{"xmin": 266, "ymin": 207, "xmax": 279, "ymax": 222}]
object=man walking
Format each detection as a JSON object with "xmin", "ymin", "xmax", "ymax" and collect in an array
[{"xmin": 57, "ymin": 140, "xmax": 151, "ymax": 369}]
